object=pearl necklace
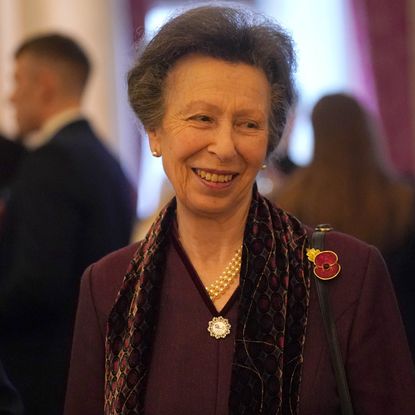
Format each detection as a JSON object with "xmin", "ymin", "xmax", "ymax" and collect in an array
[{"xmin": 205, "ymin": 245, "xmax": 242, "ymax": 301}]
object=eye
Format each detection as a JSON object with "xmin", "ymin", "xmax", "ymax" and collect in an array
[
  {"xmin": 245, "ymin": 121, "xmax": 259, "ymax": 129},
  {"xmin": 189, "ymin": 114, "xmax": 213, "ymax": 123},
  {"xmin": 236, "ymin": 119, "xmax": 261, "ymax": 130}
]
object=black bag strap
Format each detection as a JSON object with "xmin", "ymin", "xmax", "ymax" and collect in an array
[{"xmin": 311, "ymin": 224, "xmax": 354, "ymax": 415}]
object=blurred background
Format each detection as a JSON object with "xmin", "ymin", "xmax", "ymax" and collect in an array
[{"xmin": 1, "ymin": 0, "xmax": 414, "ymax": 225}]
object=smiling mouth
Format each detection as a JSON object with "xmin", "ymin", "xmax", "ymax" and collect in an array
[{"xmin": 193, "ymin": 168, "xmax": 236, "ymax": 183}]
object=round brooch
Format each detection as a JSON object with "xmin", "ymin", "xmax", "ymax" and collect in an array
[{"xmin": 207, "ymin": 316, "xmax": 231, "ymax": 339}]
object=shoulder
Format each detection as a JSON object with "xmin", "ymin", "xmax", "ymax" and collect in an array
[
  {"xmin": 53, "ymin": 120, "xmax": 125, "ymax": 176},
  {"xmin": 20, "ymin": 122, "xmax": 94, "ymax": 170},
  {"xmin": 310, "ymin": 228, "xmax": 380, "ymax": 266},
  {"xmin": 49, "ymin": 120, "xmax": 100, "ymax": 157},
  {"xmin": 54, "ymin": 119, "xmax": 96, "ymax": 143},
  {"xmin": 88, "ymin": 242, "xmax": 139, "ymax": 277},
  {"xmin": 52, "ymin": 120, "xmax": 109, "ymax": 156},
  {"xmin": 307, "ymin": 227, "xmax": 387, "ymax": 310},
  {"xmin": 85, "ymin": 242, "xmax": 139, "ymax": 287},
  {"xmin": 81, "ymin": 242, "xmax": 140, "ymax": 315}
]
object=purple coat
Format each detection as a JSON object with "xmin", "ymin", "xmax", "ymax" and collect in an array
[{"xmin": 65, "ymin": 231, "xmax": 415, "ymax": 414}]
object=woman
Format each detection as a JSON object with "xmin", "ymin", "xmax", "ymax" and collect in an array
[
  {"xmin": 277, "ymin": 93, "xmax": 415, "ymax": 359},
  {"xmin": 64, "ymin": 6, "xmax": 415, "ymax": 415}
]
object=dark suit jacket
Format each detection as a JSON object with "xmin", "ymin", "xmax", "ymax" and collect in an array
[
  {"xmin": 0, "ymin": 135, "xmax": 24, "ymax": 192},
  {"xmin": 0, "ymin": 135, "xmax": 24, "ymax": 236},
  {"xmin": 0, "ymin": 120, "xmax": 135, "ymax": 415},
  {"xmin": 64, "ymin": 230, "xmax": 415, "ymax": 414}
]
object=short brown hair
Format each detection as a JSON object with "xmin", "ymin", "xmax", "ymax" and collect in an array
[
  {"xmin": 128, "ymin": 5, "xmax": 297, "ymax": 155},
  {"xmin": 16, "ymin": 33, "xmax": 91, "ymax": 93}
]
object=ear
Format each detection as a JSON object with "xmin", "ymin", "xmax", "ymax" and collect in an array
[
  {"xmin": 147, "ymin": 127, "xmax": 161, "ymax": 155},
  {"xmin": 38, "ymin": 66, "xmax": 58, "ymax": 102}
]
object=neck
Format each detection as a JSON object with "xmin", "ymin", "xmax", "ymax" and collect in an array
[
  {"xmin": 41, "ymin": 98, "xmax": 81, "ymax": 125},
  {"xmin": 176, "ymin": 197, "xmax": 251, "ymax": 267},
  {"xmin": 174, "ymin": 191, "xmax": 253, "ymax": 311}
]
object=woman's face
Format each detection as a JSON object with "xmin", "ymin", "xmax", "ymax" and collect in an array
[{"xmin": 148, "ymin": 55, "xmax": 270, "ymax": 219}]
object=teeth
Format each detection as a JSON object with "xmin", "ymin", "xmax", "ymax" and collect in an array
[{"xmin": 196, "ymin": 169, "xmax": 233, "ymax": 183}]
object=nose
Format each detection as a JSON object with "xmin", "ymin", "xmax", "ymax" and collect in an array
[{"xmin": 207, "ymin": 122, "xmax": 237, "ymax": 162}]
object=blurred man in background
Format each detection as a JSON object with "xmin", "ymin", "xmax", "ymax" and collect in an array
[{"xmin": 0, "ymin": 34, "xmax": 135, "ymax": 414}]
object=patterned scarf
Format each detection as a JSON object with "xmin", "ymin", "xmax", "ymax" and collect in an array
[{"xmin": 105, "ymin": 187, "xmax": 311, "ymax": 414}]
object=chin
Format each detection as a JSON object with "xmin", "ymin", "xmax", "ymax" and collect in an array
[{"xmin": 181, "ymin": 195, "xmax": 247, "ymax": 219}]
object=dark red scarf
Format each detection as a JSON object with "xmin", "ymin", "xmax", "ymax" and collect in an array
[{"xmin": 105, "ymin": 187, "xmax": 311, "ymax": 414}]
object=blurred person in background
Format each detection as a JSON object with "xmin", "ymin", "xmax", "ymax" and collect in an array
[
  {"xmin": 0, "ymin": 34, "xmax": 135, "ymax": 414},
  {"xmin": 0, "ymin": 134, "xmax": 24, "ymax": 235},
  {"xmin": 262, "ymin": 151, "xmax": 298, "ymax": 201},
  {"xmin": 276, "ymin": 93, "xmax": 415, "ymax": 359},
  {"xmin": 65, "ymin": 6, "xmax": 415, "ymax": 415},
  {"xmin": 258, "ymin": 108, "xmax": 298, "ymax": 202}
]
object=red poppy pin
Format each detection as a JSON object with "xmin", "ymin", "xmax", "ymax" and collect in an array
[{"xmin": 306, "ymin": 248, "xmax": 341, "ymax": 280}]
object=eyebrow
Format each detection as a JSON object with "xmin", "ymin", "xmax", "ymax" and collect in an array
[
  {"xmin": 182, "ymin": 100, "xmax": 267, "ymax": 118},
  {"xmin": 182, "ymin": 101, "xmax": 219, "ymax": 113}
]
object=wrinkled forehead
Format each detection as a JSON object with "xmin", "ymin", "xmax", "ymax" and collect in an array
[
  {"xmin": 165, "ymin": 52, "xmax": 269, "ymax": 83},
  {"xmin": 163, "ymin": 54, "xmax": 271, "ymax": 106}
]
